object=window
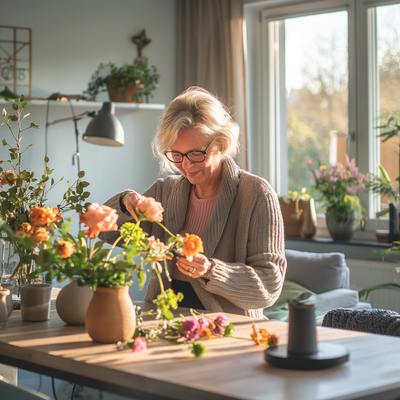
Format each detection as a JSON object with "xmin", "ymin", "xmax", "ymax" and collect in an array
[{"xmin": 245, "ymin": 0, "xmax": 400, "ymax": 239}]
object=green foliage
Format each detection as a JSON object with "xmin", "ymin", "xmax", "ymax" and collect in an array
[
  {"xmin": 0, "ymin": 100, "xmax": 91, "ymax": 283},
  {"xmin": 83, "ymin": 56, "xmax": 160, "ymax": 102},
  {"xmin": 368, "ymin": 111, "xmax": 400, "ymax": 208},
  {"xmin": 0, "ymin": 100, "xmax": 91, "ymax": 232}
]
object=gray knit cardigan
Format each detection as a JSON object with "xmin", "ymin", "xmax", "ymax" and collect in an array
[{"xmin": 100, "ymin": 157, "xmax": 286, "ymax": 318}]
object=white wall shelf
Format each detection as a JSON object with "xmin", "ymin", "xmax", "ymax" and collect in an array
[{"xmin": 0, "ymin": 99, "xmax": 166, "ymax": 111}]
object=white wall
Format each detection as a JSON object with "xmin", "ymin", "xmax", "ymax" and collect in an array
[{"xmin": 0, "ymin": 0, "xmax": 178, "ymax": 299}]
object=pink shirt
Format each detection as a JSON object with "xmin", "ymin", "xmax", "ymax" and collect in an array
[{"xmin": 173, "ymin": 188, "xmax": 217, "ymax": 281}]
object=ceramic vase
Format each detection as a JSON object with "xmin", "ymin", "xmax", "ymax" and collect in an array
[
  {"xmin": 2, "ymin": 283, "xmax": 14, "ymax": 317},
  {"xmin": 0, "ymin": 287, "xmax": 9, "ymax": 323},
  {"xmin": 279, "ymin": 199, "xmax": 309, "ymax": 237},
  {"xmin": 85, "ymin": 286, "xmax": 136, "ymax": 344},
  {"xmin": 20, "ymin": 284, "xmax": 52, "ymax": 322},
  {"xmin": 56, "ymin": 278, "xmax": 93, "ymax": 325},
  {"xmin": 325, "ymin": 207, "xmax": 359, "ymax": 241},
  {"xmin": 301, "ymin": 198, "xmax": 317, "ymax": 238}
]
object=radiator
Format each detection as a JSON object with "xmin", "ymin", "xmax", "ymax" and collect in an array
[{"xmin": 347, "ymin": 258, "xmax": 400, "ymax": 313}]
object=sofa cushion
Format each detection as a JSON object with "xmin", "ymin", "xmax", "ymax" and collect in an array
[{"xmin": 285, "ymin": 249, "xmax": 350, "ymax": 294}]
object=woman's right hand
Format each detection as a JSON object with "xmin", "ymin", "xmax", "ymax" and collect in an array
[{"xmin": 122, "ymin": 190, "xmax": 142, "ymax": 221}]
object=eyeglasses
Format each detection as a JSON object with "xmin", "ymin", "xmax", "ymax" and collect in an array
[{"xmin": 165, "ymin": 139, "xmax": 215, "ymax": 163}]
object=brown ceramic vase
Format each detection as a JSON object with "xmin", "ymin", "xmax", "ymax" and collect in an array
[{"xmin": 85, "ymin": 286, "xmax": 136, "ymax": 344}]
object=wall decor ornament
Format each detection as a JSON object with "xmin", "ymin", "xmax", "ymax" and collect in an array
[{"xmin": 0, "ymin": 26, "xmax": 32, "ymax": 97}]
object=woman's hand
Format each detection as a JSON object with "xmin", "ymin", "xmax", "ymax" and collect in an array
[
  {"xmin": 176, "ymin": 253, "xmax": 212, "ymax": 279},
  {"xmin": 122, "ymin": 190, "xmax": 141, "ymax": 221}
]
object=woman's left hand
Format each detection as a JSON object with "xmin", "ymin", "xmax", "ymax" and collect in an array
[{"xmin": 176, "ymin": 253, "xmax": 212, "ymax": 279}]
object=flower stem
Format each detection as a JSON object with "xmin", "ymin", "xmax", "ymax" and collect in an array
[{"xmin": 155, "ymin": 221, "xmax": 175, "ymax": 238}]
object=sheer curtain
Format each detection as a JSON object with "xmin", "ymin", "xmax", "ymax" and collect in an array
[{"xmin": 178, "ymin": 0, "xmax": 249, "ymax": 170}]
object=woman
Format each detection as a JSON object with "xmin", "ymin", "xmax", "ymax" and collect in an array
[{"xmin": 100, "ymin": 87, "xmax": 286, "ymax": 318}]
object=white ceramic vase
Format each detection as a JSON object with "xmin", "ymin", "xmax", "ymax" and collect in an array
[
  {"xmin": 56, "ymin": 278, "xmax": 93, "ymax": 325},
  {"xmin": 0, "ymin": 287, "xmax": 9, "ymax": 323},
  {"xmin": 20, "ymin": 284, "xmax": 52, "ymax": 322},
  {"xmin": 2, "ymin": 283, "xmax": 14, "ymax": 317}
]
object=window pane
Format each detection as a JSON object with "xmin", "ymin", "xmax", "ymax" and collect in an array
[
  {"xmin": 285, "ymin": 12, "xmax": 349, "ymax": 193},
  {"xmin": 377, "ymin": 4, "xmax": 400, "ymax": 203}
]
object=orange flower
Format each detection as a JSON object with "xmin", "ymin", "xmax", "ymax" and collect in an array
[
  {"xmin": 250, "ymin": 322, "xmax": 278, "ymax": 348},
  {"xmin": 0, "ymin": 170, "xmax": 16, "ymax": 186},
  {"xmin": 30, "ymin": 206, "xmax": 62, "ymax": 228},
  {"xmin": 199, "ymin": 327, "xmax": 213, "ymax": 340},
  {"xmin": 56, "ymin": 240, "xmax": 75, "ymax": 258},
  {"xmin": 15, "ymin": 222, "xmax": 32, "ymax": 236},
  {"xmin": 182, "ymin": 234, "xmax": 203, "ymax": 261},
  {"xmin": 30, "ymin": 227, "xmax": 50, "ymax": 244},
  {"xmin": 79, "ymin": 203, "xmax": 118, "ymax": 239}
]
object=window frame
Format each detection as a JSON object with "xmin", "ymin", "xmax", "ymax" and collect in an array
[{"xmin": 244, "ymin": 0, "xmax": 400, "ymax": 240}]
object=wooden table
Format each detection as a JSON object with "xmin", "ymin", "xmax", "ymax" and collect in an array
[{"xmin": 1, "ymin": 302, "xmax": 400, "ymax": 400}]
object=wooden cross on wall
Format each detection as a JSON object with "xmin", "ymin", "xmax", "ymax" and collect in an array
[{"xmin": 132, "ymin": 29, "xmax": 151, "ymax": 59}]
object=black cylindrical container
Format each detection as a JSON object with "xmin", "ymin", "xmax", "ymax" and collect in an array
[
  {"xmin": 388, "ymin": 202, "xmax": 400, "ymax": 243},
  {"xmin": 288, "ymin": 303, "xmax": 317, "ymax": 355}
]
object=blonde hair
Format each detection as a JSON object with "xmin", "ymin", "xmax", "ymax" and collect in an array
[{"xmin": 152, "ymin": 87, "xmax": 240, "ymax": 174}]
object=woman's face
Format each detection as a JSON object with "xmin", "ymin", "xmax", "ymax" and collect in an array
[{"xmin": 172, "ymin": 128, "xmax": 223, "ymax": 189}]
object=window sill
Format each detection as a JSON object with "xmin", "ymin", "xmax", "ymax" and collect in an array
[{"xmin": 285, "ymin": 236, "xmax": 391, "ymax": 260}]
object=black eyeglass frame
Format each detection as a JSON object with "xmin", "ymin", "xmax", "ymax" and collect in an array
[{"xmin": 164, "ymin": 139, "xmax": 215, "ymax": 163}]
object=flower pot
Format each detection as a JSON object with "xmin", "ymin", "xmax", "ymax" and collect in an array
[
  {"xmin": 107, "ymin": 78, "xmax": 142, "ymax": 103},
  {"xmin": 279, "ymin": 199, "xmax": 309, "ymax": 237},
  {"xmin": 85, "ymin": 286, "xmax": 136, "ymax": 344},
  {"xmin": 326, "ymin": 207, "xmax": 359, "ymax": 241},
  {"xmin": 20, "ymin": 284, "xmax": 52, "ymax": 322},
  {"xmin": 2, "ymin": 283, "xmax": 14, "ymax": 317},
  {"xmin": 0, "ymin": 287, "xmax": 10, "ymax": 323},
  {"xmin": 56, "ymin": 278, "xmax": 93, "ymax": 325}
]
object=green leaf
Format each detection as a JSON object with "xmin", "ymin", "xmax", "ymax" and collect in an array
[
  {"xmin": 162, "ymin": 310, "xmax": 174, "ymax": 320},
  {"xmin": 19, "ymin": 171, "xmax": 30, "ymax": 180},
  {"xmin": 18, "ymin": 214, "xmax": 28, "ymax": 223},
  {"xmin": 19, "ymin": 94, "xmax": 25, "ymax": 102},
  {"xmin": 12, "ymin": 103, "xmax": 18, "ymax": 111},
  {"xmin": 2, "ymin": 139, "xmax": 6, "ymax": 146},
  {"xmin": 78, "ymin": 171, "xmax": 85, "ymax": 178},
  {"xmin": 224, "ymin": 323, "xmax": 235, "ymax": 337},
  {"xmin": 21, "ymin": 102, "xmax": 29, "ymax": 109},
  {"xmin": 44, "ymin": 155, "xmax": 49, "ymax": 163},
  {"xmin": 8, "ymin": 115, "xmax": 18, "ymax": 122},
  {"xmin": 191, "ymin": 342, "xmax": 205, "ymax": 358}
]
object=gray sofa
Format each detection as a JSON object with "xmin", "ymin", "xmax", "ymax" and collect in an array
[{"xmin": 264, "ymin": 249, "xmax": 371, "ymax": 325}]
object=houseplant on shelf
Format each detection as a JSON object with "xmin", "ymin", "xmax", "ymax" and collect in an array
[
  {"xmin": 83, "ymin": 56, "xmax": 160, "ymax": 103},
  {"xmin": 27, "ymin": 196, "xmax": 203, "ymax": 344},
  {"xmin": 0, "ymin": 96, "xmax": 91, "ymax": 320},
  {"xmin": 307, "ymin": 155, "xmax": 369, "ymax": 241}
]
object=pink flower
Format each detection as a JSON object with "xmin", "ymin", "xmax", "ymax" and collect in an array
[
  {"xmin": 133, "ymin": 337, "xmax": 147, "ymax": 352},
  {"xmin": 128, "ymin": 194, "xmax": 164, "ymax": 222},
  {"xmin": 0, "ymin": 170, "xmax": 16, "ymax": 186},
  {"xmin": 79, "ymin": 203, "xmax": 119, "ymax": 239},
  {"xmin": 214, "ymin": 315, "xmax": 229, "ymax": 334},
  {"xmin": 180, "ymin": 317, "xmax": 200, "ymax": 341},
  {"xmin": 198, "ymin": 314, "xmax": 210, "ymax": 329}
]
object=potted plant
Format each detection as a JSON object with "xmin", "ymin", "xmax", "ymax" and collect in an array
[
  {"xmin": 28, "ymin": 196, "xmax": 204, "ymax": 343},
  {"xmin": 83, "ymin": 56, "xmax": 160, "ymax": 103},
  {"xmin": 307, "ymin": 156, "xmax": 369, "ymax": 241},
  {"xmin": 0, "ymin": 96, "xmax": 91, "ymax": 321},
  {"xmin": 279, "ymin": 189, "xmax": 310, "ymax": 237}
]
